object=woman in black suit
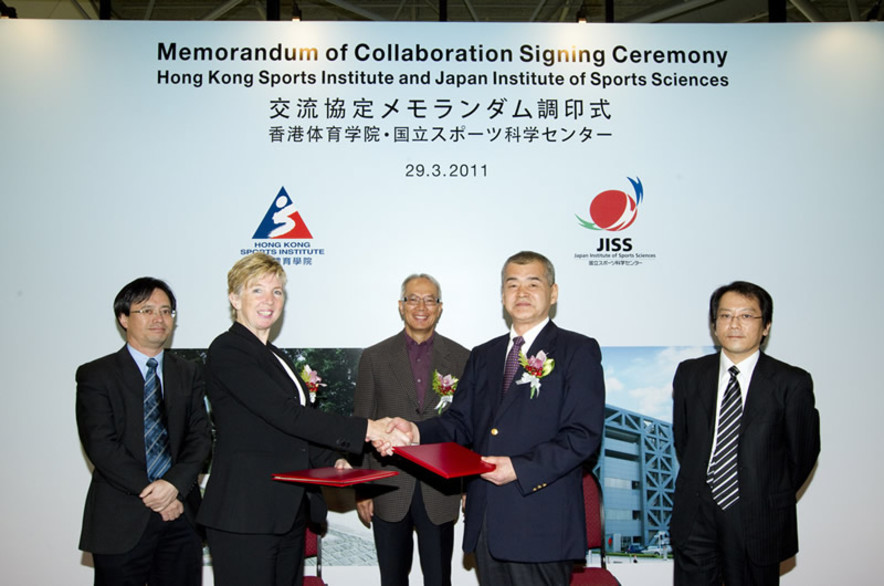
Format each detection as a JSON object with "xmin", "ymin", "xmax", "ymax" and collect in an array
[{"xmin": 198, "ymin": 252, "xmax": 401, "ymax": 586}]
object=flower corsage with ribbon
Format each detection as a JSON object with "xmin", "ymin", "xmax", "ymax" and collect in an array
[
  {"xmin": 516, "ymin": 350, "xmax": 555, "ymax": 399},
  {"xmin": 432, "ymin": 370, "xmax": 459, "ymax": 413},
  {"xmin": 299, "ymin": 364, "xmax": 326, "ymax": 404}
]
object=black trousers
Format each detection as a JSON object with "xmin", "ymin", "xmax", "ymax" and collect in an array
[
  {"xmin": 673, "ymin": 484, "xmax": 779, "ymax": 586},
  {"xmin": 92, "ymin": 513, "xmax": 202, "ymax": 586},
  {"xmin": 372, "ymin": 484, "xmax": 455, "ymax": 586},
  {"xmin": 206, "ymin": 498, "xmax": 307, "ymax": 586},
  {"xmin": 473, "ymin": 515, "xmax": 571, "ymax": 586}
]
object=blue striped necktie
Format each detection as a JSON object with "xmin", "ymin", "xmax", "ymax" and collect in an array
[
  {"xmin": 144, "ymin": 357, "xmax": 172, "ymax": 482},
  {"xmin": 707, "ymin": 365, "xmax": 742, "ymax": 510}
]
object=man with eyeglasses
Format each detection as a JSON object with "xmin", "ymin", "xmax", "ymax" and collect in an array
[
  {"xmin": 76, "ymin": 277, "xmax": 211, "ymax": 586},
  {"xmin": 671, "ymin": 281, "xmax": 820, "ymax": 586},
  {"xmin": 352, "ymin": 273, "xmax": 469, "ymax": 586}
]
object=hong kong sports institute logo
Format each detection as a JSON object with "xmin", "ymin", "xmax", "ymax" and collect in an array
[
  {"xmin": 576, "ymin": 177, "xmax": 644, "ymax": 231},
  {"xmin": 253, "ymin": 186, "xmax": 313, "ymax": 239}
]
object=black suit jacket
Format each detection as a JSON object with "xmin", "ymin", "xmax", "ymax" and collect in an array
[
  {"xmin": 671, "ymin": 352, "xmax": 820, "ymax": 565},
  {"xmin": 197, "ymin": 322, "xmax": 367, "ymax": 534},
  {"xmin": 418, "ymin": 321, "xmax": 605, "ymax": 563},
  {"xmin": 76, "ymin": 346, "xmax": 212, "ymax": 554},
  {"xmin": 353, "ymin": 331, "xmax": 470, "ymax": 524}
]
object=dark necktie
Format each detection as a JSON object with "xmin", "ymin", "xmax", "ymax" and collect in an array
[
  {"xmin": 708, "ymin": 365, "xmax": 743, "ymax": 510},
  {"xmin": 501, "ymin": 336, "xmax": 525, "ymax": 394},
  {"xmin": 144, "ymin": 357, "xmax": 172, "ymax": 482}
]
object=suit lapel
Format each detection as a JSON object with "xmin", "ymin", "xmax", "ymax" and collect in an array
[
  {"xmin": 495, "ymin": 323, "xmax": 558, "ymax": 419},
  {"xmin": 265, "ymin": 344, "xmax": 292, "ymax": 382},
  {"xmin": 699, "ymin": 357, "xmax": 719, "ymax": 426},
  {"xmin": 113, "ymin": 347, "xmax": 150, "ymax": 464},
  {"xmin": 114, "ymin": 346, "xmax": 145, "ymax": 401},
  {"xmin": 387, "ymin": 336, "xmax": 420, "ymax": 411},
  {"xmin": 432, "ymin": 336, "xmax": 450, "ymax": 372},
  {"xmin": 428, "ymin": 336, "xmax": 458, "ymax": 415},
  {"xmin": 232, "ymin": 322, "xmax": 288, "ymax": 384},
  {"xmin": 264, "ymin": 337, "xmax": 306, "ymax": 404},
  {"xmin": 487, "ymin": 334, "xmax": 509, "ymax": 406},
  {"xmin": 161, "ymin": 353, "xmax": 185, "ymax": 452},
  {"xmin": 523, "ymin": 322, "xmax": 558, "ymax": 361},
  {"xmin": 741, "ymin": 352, "xmax": 772, "ymax": 432}
]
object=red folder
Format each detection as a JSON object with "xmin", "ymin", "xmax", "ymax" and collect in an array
[
  {"xmin": 393, "ymin": 442, "xmax": 496, "ymax": 479},
  {"xmin": 272, "ymin": 467, "xmax": 399, "ymax": 487}
]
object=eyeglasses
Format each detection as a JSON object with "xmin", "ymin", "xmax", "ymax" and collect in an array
[
  {"xmin": 716, "ymin": 312, "xmax": 762, "ymax": 324},
  {"xmin": 401, "ymin": 296, "xmax": 440, "ymax": 308},
  {"xmin": 130, "ymin": 307, "xmax": 176, "ymax": 318}
]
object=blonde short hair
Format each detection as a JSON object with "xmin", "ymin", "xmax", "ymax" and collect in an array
[{"xmin": 227, "ymin": 252, "xmax": 287, "ymax": 295}]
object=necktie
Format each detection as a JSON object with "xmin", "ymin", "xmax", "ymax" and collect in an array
[
  {"xmin": 501, "ymin": 336, "xmax": 525, "ymax": 394},
  {"xmin": 144, "ymin": 358, "xmax": 172, "ymax": 482},
  {"xmin": 708, "ymin": 365, "xmax": 743, "ymax": 510}
]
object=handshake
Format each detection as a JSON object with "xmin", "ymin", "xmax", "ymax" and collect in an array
[{"xmin": 365, "ymin": 417, "xmax": 421, "ymax": 456}]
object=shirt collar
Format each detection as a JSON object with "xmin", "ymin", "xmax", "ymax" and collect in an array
[
  {"xmin": 719, "ymin": 349, "xmax": 760, "ymax": 389},
  {"xmin": 719, "ymin": 349, "xmax": 759, "ymax": 372},
  {"xmin": 404, "ymin": 330, "xmax": 435, "ymax": 348},
  {"xmin": 509, "ymin": 317, "xmax": 550, "ymax": 355},
  {"xmin": 127, "ymin": 345, "xmax": 164, "ymax": 379}
]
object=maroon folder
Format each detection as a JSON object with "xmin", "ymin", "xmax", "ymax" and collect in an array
[
  {"xmin": 272, "ymin": 467, "xmax": 399, "ymax": 487},
  {"xmin": 393, "ymin": 442, "xmax": 496, "ymax": 479}
]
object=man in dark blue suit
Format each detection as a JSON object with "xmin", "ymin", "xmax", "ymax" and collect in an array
[
  {"xmin": 77, "ymin": 278, "xmax": 212, "ymax": 586},
  {"xmin": 388, "ymin": 251, "xmax": 605, "ymax": 585},
  {"xmin": 671, "ymin": 281, "xmax": 820, "ymax": 585}
]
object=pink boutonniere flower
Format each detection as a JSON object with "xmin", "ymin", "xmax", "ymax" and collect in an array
[
  {"xmin": 299, "ymin": 364, "xmax": 326, "ymax": 404},
  {"xmin": 517, "ymin": 350, "xmax": 555, "ymax": 399},
  {"xmin": 432, "ymin": 370, "xmax": 459, "ymax": 413}
]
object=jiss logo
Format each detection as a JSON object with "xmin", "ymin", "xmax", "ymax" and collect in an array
[
  {"xmin": 596, "ymin": 237, "xmax": 632, "ymax": 252},
  {"xmin": 576, "ymin": 177, "xmax": 643, "ymax": 253}
]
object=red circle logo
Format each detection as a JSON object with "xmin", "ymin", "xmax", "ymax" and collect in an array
[
  {"xmin": 589, "ymin": 190, "xmax": 637, "ymax": 231},
  {"xmin": 576, "ymin": 178, "xmax": 644, "ymax": 232}
]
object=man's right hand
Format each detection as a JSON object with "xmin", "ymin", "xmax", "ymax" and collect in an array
[
  {"xmin": 368, "ymin": 417, "xmax": 417, "ymax": 455},
  {"xmin": 387, "ymin": 417, "xmax": 420, "ymax": 444},
  {"xmin": 140, "ymin": 479, "xmax": 179, "ymax": 513},
  {"xmin": 356, "ymin": 498, "xmax": 374, "ymax": 528},
  {"xmin": 158, "ymin": 499, "xmax": 184, "ymax": 522},
  {"xmin": 366, "ymin": 417, "xmax": 413, "ymax": 456}
]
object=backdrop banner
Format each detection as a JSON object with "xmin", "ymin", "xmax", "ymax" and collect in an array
[{"xmin": 1, "ymin": 19, "xmax": 881, "ymax": 585}]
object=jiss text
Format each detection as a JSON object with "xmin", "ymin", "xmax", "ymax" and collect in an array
[{"xmin": 597, "ymin": 238, "xmax": 632, "ymax": 252}]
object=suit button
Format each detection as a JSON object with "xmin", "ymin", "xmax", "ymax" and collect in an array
[{"xmin": 490, "ymin": 428, "xmax": 499, "ymax": 436}]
